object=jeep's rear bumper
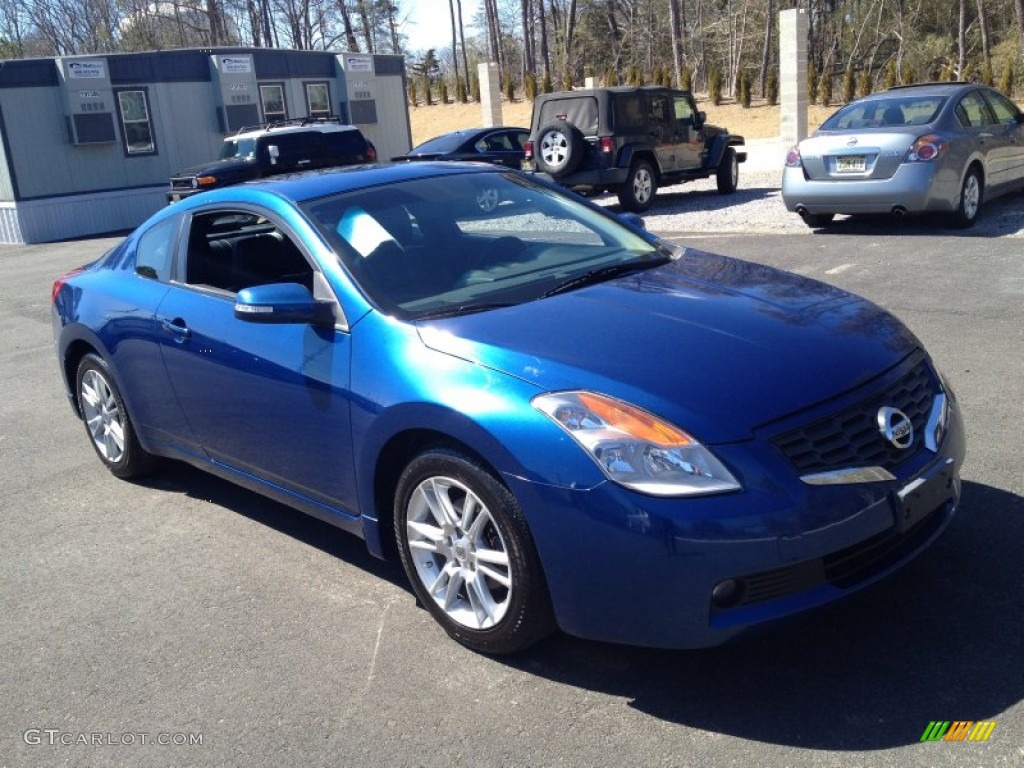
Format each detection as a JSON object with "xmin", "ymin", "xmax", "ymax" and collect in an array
[{"xmin": 523, "ymin": 162, "xmax": 629, "ymax": 188}]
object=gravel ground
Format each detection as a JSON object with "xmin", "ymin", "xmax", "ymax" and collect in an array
[{"xmin": 595, "ymin": 169, "xmax": 1024, "ymax": 238}]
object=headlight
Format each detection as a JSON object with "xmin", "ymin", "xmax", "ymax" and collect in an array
[{"xmin": 533, "ymin": 391, "xmax": 741, "ymax": 497}]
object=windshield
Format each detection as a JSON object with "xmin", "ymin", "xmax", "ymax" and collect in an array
[
  {"xmin": 821, "ymin": 96, "xmax": 947, "ymax": 130},
  {"xmin": 219, "ymin": 138, "xmax": 257, "ymax": 159},
  {"xmin": 301, "ymin": 171, "xmax": 661, "ymax": 320}
]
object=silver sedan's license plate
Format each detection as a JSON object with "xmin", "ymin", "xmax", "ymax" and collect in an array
[
  {"xmin": 836, "ymin": 155, "xmax": 866, "ymax": 172},
  {"xmin": 892, "ymin": 459, "xmax": 956, "ymax": 533}
]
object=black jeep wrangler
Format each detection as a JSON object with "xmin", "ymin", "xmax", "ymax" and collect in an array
[
  {"xmin": 523, "ymin": 86, "xmax": 746, "ymax": 211},
  {"xmin": 167, "ymin": 117, "xmax": 376, "ymax": 203}
]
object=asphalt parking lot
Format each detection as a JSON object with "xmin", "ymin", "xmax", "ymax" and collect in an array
[{"xmin": 2, "ymin": 225, "xmax": 1022, "ymax": 767}]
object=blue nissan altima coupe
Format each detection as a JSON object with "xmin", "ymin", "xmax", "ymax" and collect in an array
[{"xmin": 51, "ymin": 163, "xmax": 965, "ymax": 653}]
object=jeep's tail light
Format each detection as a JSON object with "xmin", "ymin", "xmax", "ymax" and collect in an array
[
  {"xmin": 365, "ymin": 145, "xmax": 377, "ymax": 160},
  {"xmin": 196, "ymin": 175, "xmax": 218, "ymax": 187},
  {"xmin": 524, "ymin": 140, "xmax": 534, "ymax": 160},
  {"xmin": 599, "ymin": 137, "xmax": 615, "ymax": 154}
]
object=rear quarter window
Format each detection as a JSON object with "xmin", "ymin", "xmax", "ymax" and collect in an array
[{"xmin": 537, "ymin": 97, "xmax": 599, "ymax": 135}]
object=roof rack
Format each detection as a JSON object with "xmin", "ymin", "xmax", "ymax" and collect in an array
[{"xmin": 230, "ymin": 115, "xmax": 348, "ymax": 136}]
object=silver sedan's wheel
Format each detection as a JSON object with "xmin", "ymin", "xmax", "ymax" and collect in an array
[
  {"xmin": 395, "ymin": 450, "xmax": 555, "ymax": 654},
  {"xmin": 954, "ymin": 168, "xmax": 982, "ymax": 227},
  {"xmin": 406, "ymin": 475, "xmax": 512, "ymax": 629},
  {"xmin": 75, "ymin": 353, "xmax": 155, "ymax": 478}
]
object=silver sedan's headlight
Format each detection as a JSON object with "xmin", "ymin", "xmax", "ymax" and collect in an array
[{"xmin": 533, "ymin": 391, "xmax": 742, "ymax": 497}]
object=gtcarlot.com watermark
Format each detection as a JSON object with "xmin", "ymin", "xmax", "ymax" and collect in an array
[{"xmin": 23, "ymin": 729, "xmax": 203, "ymax": 747}]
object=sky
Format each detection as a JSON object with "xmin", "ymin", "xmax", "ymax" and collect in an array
[{"xmin": 403, "ymin": 0, "xmax": 482, "ymax": 54}]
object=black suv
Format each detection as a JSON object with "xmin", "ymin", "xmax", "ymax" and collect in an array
[
  {"xmin": 523, "ymin": 86, "xmax": 746, "ymax": 211},
  {"xmin": 168, "ymin": 117, "xmax": 376, "ymax": 203}
]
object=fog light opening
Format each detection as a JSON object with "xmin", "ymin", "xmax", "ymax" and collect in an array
[{"xmin": 712, "ymin": 578, "xmax": 745, "ymax": 609}]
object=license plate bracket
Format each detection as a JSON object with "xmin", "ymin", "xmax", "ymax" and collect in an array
[{"xmin": 892, "ymin": 459, "xmax": 956, "ymax": 533}]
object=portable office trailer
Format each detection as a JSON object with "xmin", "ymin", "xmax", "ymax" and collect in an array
[{"xmin": 0, "ymin": 48, "xmax": 411, "ymax": 244}]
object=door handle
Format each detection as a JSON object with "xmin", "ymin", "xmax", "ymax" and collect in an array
[{"xmin": 162, "ymin": 318, "xmax": 192, "ymax": 341}]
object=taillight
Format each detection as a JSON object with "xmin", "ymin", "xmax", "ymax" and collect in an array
[
  {"xmin": 523, "ymin": 140, "xmax": 534, "ymax": 160},
  {"xmin": 905, "ymin": 134, "xmax": 946, "ymax": 162},
  {"xmin": 784, "ymin": 145, "xmax": 802, "ymax": 167},
  {"xmin": 51, "ymin": 267, "xmax": 84, "ymax": 304},
  {"xmin": 365, "ymin": 145, "xmax": 377, "ymax": 161},
  {"xmin": 599, "ymin": 136, "xmax": 615, "ymax": 154}
]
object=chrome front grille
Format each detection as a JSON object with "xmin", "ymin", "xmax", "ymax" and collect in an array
[{"xmin": 773, "ymin": 359, "xmax": 939, "ymax": 475}]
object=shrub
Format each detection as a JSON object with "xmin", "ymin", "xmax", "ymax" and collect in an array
[
  {"xmin": 471, "ymin": 72, "xmax": 480, "ymax": 101},
  {"xmin": 900, "ymin": 64, "xmax": 916, "ymax": 86},
  {"xmin": 998, "ymin": 62, "xmax": 1014, "ymax": 96},
  {"xmin": 525, "ymin": 72, "xmax": 537, "ymax": 100},
  {"xmin": 440, "ymin": 81, "xmax": 449, "ymax": 104},
  {"xmin": 504, "ymin": 70, "xmax": 514, "ymax": 101},
  {"xmin": 709, "ymin": 68, "xmax": 723, "ymax": 105},
  {"xmin": 858, "ymin": 69, "xmax": 872, "ymax": 97},
  {"xmin": 408, "ymin": 78, "xmax": 417, "ymax": 107},
  {"xmin": 740, "ymin": 71, "xmax": 752, "ymax": 108},
  {"xmin": 456, "ymin": 77, "xmax": 467, "ymax": 103},
  {"xmin": 766, "ymin": 68, "xmax": 778, "ymax": 105},
  {"xmin": 423, "ymin": 76, "xmax": 432, "ymax": 106},
  {"xmin": 843, "ymin": 68, "xmax": 856, "ymax": 103},
  {"xmin": 817, "ymin": 71, "xmax": 832, "ymax": 106},
  {"xmin": 982, "ymin": 60, "xmax": 994, "ymax": 87},
  {"xmin": 883, "ymin": 61, "xmax": 897, "ymax": 90},
  {"xmin": 681, "ymin": 66, "xmax": 692, "ymax": 91},
  {"xmin": 542, "ymin": 71, "xmax": 553, "ymax": 93},
  {"xmin": 807, "ymin": 67, "xmax": 818, "ymax": 102},
  {"xmin": 604, "ymin": 67, "xmax": 617, "ymax": 86}
]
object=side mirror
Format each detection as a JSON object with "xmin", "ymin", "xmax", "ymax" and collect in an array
[
  {"xmin": 267, "ymin": 144, "xmax": 280, "ymax": 165},
  {"xmin": 234, "ymin": 283, "xmax": 333, "ymax": 325},
  {"xmin": 697, "ymin": 110, "xmax": 707, "ymax": 126}
]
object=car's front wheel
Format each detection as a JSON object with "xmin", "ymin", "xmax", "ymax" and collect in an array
[
  {"xmin": 75, "ymin": 353, "xmax": 155, "ymax": 478},
  {"xmin": 395, "ymin": 449, "xmax": 555, "ymax": 654},
  {"xmin": 617, "ymin": 160, "xmax": 658, "ymax": 212},
  {"xmin": 951, "ymin": 167, "xmax": 982, "ymax": 228},
  {"xmin": 716, "ymin": 147, "xmax": 739, "ymax": 193}
]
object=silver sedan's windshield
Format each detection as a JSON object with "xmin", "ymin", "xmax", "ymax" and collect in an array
[{"xmin": 302, "ymin": 171, "xmax": 662, "ymax": 319}]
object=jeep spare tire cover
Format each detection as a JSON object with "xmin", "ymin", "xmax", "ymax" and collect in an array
[{"xmin": 535, "ymin": 121, "xmax": 585, "ymax": 177}]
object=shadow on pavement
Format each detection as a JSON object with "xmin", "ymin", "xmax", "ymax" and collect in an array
[{"xmin": 504, "ymin": 480, "xmax": 1023, "ymax": 749}]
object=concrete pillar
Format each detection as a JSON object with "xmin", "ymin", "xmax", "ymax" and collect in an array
[
  {"xmin": 779, "ymin": 8, "xmax": 808, "ymax": 145},
  {"xmin": 479, "ymin": 62, "xmax": 503, "ymax": 127},
  {"xmin": 584, "ymin": 76, "xmax": 596, "ymax": 88}
]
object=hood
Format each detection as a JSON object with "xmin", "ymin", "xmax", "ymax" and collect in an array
[
  {"xmin": 173, "ymin": 156, "xmax": 257, "ymax": 178},
  {"xmin": 417, "ymin": 249, "xmax": 919, "ymax": 444}
]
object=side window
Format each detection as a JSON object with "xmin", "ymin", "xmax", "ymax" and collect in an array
[
  {"xmin": 306, "ymin": 82, "xmax": 331, "ymax": 118},
  {"xmin": 983, "ymin": 90, "xmax": 1021, "ymax": 126},
  {"xmin": 183, "ymin": 211, "xmax": 314, "ymax": 294},
  {"xmin": 648, "ymin": 95, "xmax": 672, "ymax": 127},
  {"xmin": 673, "ymin": 95, "xmax": 694, "ymax": 123},
  {"xmin": 957, "ymin": 91, "xmax": 995, "ymax": 127},
  {"xmin": 135, "ymin": 217, "xmax": 177, "ymax": 281},
  {"xmin": 115, "ymin": 89, "xmax": 156, "ymax": 155},
  {"xmin": 260, "ymin": 84, "xmax": 287, "ymax": 123},
  {"xmin": 509, "ymin": 130, "xmax": 528, "ymax": 150}
]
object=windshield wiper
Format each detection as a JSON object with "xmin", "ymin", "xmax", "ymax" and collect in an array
[
  {"xmin": 541, "ymin": 256, "xmax": 670, "ymax": 298},
  {"xmin": 416, "ymin": 301, "xmax": 518, "ymax": 320}
]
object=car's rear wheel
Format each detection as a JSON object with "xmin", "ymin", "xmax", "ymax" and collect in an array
[
  {"xmin": 951, "ymin": 167, "xmax": 982, "ymax": 228},
  {"xmin": 617, "ymin": 160, "xmax": 657, "ymax": 212},
  {"xmin": 535, "ymin": 121, "xmax": 585, "ymax": 177},
  {"xmin": 394, "ymin": 449, "xmax": 555, "ymax": 654},
  {"xmin": 716, "ymin": 147, "xmax": 739, "ymax": 193},
  {"xmin": 76, "ymin": 353, "xmax": 155, "ymax": 478}
]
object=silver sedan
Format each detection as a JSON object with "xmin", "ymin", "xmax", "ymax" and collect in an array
[{"xmin": 782, "ymin": 83, "xmax": 1024, "ymax": 228}]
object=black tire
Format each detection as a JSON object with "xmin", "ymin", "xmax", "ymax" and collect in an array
[
  {"xmin": 394, "ymin": 449, "xmax": 555, "ymax": 654},
  {"xmin": 716, "ymin": 147, "xmax": 739, "ymax": 194},
  {"xmin": 534, "ymin": 121, "xmax": 585, "ymax": 177},
  {"xmin": 75, "ymin": 353, "xmax": 156, "ymax": 479},
  {"xmin": 950, "ymin": 166, "xmax": 982, "ymax": 228},
  {"xmin": 800, "ymin": 212, "xmax": 834, "ymax": 228},
  {"xmin": 616, "ymin": 160, "xmax": 658, "ymax": 212}
]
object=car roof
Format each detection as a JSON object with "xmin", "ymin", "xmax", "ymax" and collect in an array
[
  {"xmin": 862, "ymin": 82, "xmax": 982, "ymax": 99},
  {"xmin": 209, "ymin": 161, "xmax": 504, "ymax": 204},
  {"xmin": 229, "ymin": 123, "xmax": 362, "ymax": 140}
]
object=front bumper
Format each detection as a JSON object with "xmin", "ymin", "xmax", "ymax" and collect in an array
[
  {"xmin": 508, "ymin": 374, "xmax": 966, "ymax": 649},
  {"xmin": 781, "ymin": 162, "xmax": 961, "ymax": 215}
]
